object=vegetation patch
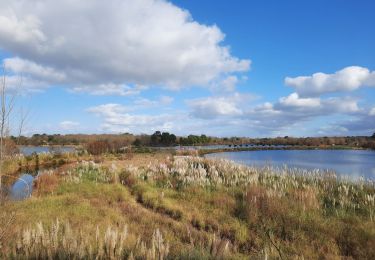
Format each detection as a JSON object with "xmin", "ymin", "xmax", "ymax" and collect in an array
[{"xmin": 1, "ymin": 155, "xmax": 374, "ymax": 259}]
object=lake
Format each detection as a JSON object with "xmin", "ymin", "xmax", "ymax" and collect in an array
[
  {"xmin": 20, "ymin": 146, "xmax": 75, "ymax": 156},
  {"xmin": 205, "ymin": 149, "xmax": 375, "ymax": 180},
  {"xmin": 173, "ymin": 144, "xmax": 288, "ymax": 150}
]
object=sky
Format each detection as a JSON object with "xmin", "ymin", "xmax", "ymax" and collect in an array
[{"xmin": 0, "ymin": 0, "xmax": 374, "ymax": 137}]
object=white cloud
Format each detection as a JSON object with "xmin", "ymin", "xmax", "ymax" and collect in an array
[
  {"xmin": 159, "ymin": 96, "xmax": 174, "ymax": 105},
  {"xmin": 59, "ymin": 121, "xmax": 80, "ymax": 130},
  {"xmin": 87, "ymin": 103, "xmax": 179, "ymax": 133},
  {"xmin": 285, "ymin": 66, "xmax": 375, "ymax": 97},
  {"xmin": 217, "ymin": 75, "xmax": 239, "ymax": 92},
  {"xmin": 87, "ymin": 104, "xmax": 131, "ymax": 115},
  {"xmin": 369, "ymin": 107, "xmax": 375, "ymax": 116},
  {"xmin": 134, "ymin": 96, "xmax": 174, "ymax": 107},
  {"xmin": 0, "ymin": 11, "xmax": 46, "ymax": 49},
  {"xmin": 187, "ymin": 93, "xmax": 255, "ymax": 119},
  {"xmin": 185, "ymin": 90, "xmax": 363, "ymax": 135},
  {"xmin": 317, "ymin": 125, "xmax": 349, "ymax": 136},
  {"xmin": 2, "ymin": 75, "xmax": 49, "ymax": 93},
  {"xmin": 365, "ymin": 71, "xmax": 375, "ymax": 86},
  {"xmin": 238, "ymin": 94, "xmax": 363, "ymax": 135},
  {"xmin": 322, "ymin": 97, "xmax": 360, "ymax": 114},
  {"xmin": 0, "ymin": 0, "xmax": 250, "ymax": 92},
  {"xmin": 71, "ymin": 84, "xmax": 145, "ymax": 96},
  {"xmin": 278, "ymin": 93, "xmax": 320, "ymax": 108},
  {"xmin": 85, "ymin": 93, "xmax": 372, "ymax": 137},
  {"xmin": 334, "ymin": 112, "xmax": 375, "ymax": 136},
  {"xmin": 4, "ymin": 57, "xmax": 66, "ymax": 83},
  {"xmin": 275, "ymin": 93, "xmax": 360, "ymax": 114}
]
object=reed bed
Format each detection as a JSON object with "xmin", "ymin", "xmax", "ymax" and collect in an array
[
  {"xmin": 110, "ymin": 156, "xmax": 374, "ymax": 220},
  {"xmin": 2, "ymin": 219, "xmax": 169, "ymax": 259},
  {"xmin": 62, "ymin": 156, "xmax": 375, "ymax": 220},
  {"xmin": 2, "ymin": 155, "xmax": 374, "ymax": 259}
]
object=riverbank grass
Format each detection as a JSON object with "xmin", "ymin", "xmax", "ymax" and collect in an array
[{"xmin": 1, "ymin": 155, "xmax": 374, "ymax": 259}]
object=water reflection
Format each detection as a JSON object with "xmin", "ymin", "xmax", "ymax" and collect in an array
[
  {"xmin": 205, "ymin": 149, "xmax": 375, "ymax": 180},
  {"xmin": 10, "ymin": 174, "xmax": 34, "ymax": 200},
  {"xmin": 20, "ymin": 146, "xmax": 75, "ymax": 156}
]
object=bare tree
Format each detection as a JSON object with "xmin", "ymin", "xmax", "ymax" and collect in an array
[
  {"xmin": 0, "ymin": 66, "xmax": 16, "ymax": 190},
  {"xmin": 16, "ymin": 106, "xmax": 29, "ymax": 146}
]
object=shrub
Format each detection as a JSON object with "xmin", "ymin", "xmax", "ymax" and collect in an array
[
  {"xmin": 86, "ymin": 141, "xmax": 111, "ymax": 155},
  {"xmin": 34, "ymin": 172, "xmax": 59, "ymax": 196},
  {"xmin": 119, "ymin": 170, "xmax": 137, "ymax": 188}
]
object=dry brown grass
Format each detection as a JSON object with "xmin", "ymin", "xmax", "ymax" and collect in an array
[
  {"xmin": 100, "ymin": 152, "xmax": 172, "ymax": 169},
  {"xmin": 291, "ymin": 186, "xmax": 320, "ymax": 211},
  {"xmin": 34, "ymin": 173, "xmax": 59, "ymax": 196},
  {"xmin": 2, "ymin": 155, "xmax": 374, "ymax": 259}
]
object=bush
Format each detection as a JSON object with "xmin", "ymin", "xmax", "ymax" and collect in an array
[
  {"xmin": 119, "ymin": 170, "xmax": 137, "ymax": 188},
  {"xmin": 86, "ymin": 141, "xmax": 111, "ymax": 155},
  {"xmin": 34, "ymin": 173, "xmax": 59, "ymax": 196}
]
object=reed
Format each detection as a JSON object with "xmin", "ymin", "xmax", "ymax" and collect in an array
[
  {"xmin": 2, "ymin": 155, "xmax": 374, "ymax": 259},
  {"xmin": 2, "ymin": 219, "xmax": 169, "ymax": 259}
]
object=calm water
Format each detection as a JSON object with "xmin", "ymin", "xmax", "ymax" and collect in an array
[
  {"xmin": 10, "ymin": 174, "xmax": 34, "ymax": 200},
  {"xmin": 173, "ymin": 144, "xmax": 288, "ymax": 150},
  {"xmin": 205, "ymin": 149, "xmax": 375, "ymax": 180},
  {"xmin": 20, "ymin": 146, "xmax": 75, "ymax": 156}
]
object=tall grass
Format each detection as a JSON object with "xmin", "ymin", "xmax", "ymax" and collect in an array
[
  {"xmin": 61, "ymin": 156, "xmax": 375, "ymax": 220},
  {"xmin": 2, "ymin": 155, "xmax": 374, "ymax": 258},
  {"xmin": 3, "ymin": 219, "xmax": 169, "ymax": 259},
  {"xmin": 113, "ymin": 156, "xmax": 374, "ymax": 220}
]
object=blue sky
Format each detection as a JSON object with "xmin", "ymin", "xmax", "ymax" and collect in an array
[{"xmin": 0, "ymin": 0, "xmax": 374, "ymax": 137}]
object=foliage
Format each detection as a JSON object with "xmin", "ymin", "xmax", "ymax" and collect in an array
[
  {"xmin": 86, "ymin": 141, "xmax": 112, "ymax": 155},
  {"xmin": 14, "ymin": 131, "xmax": 375, "ymax": 149},
  {"xmin": 179, "ymin": 134, "xmax": 211, "ymax": 145},
  {"xmin": 151, "ymin": 131, "xmax": 176, "ymax": 146}
]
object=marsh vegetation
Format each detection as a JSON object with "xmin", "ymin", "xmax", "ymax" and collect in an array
[{"xmin": 1, "ymin": 154, "xmax": 374, "ymax": 259}]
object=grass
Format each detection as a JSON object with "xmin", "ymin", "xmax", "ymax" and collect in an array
[{"xmin": 1, "ymin": 154, "xmax": 374, "ymax": 259}]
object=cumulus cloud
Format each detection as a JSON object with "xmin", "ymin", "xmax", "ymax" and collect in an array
[
  {"xmin": 183, "ymin": 88, "xmax": 365, "ymax": 135},
  {"xmin": 87, "ymin": 103, "xmax": 179, "ymax": 133},
  {"xmin": 71, "ymin": 84, "xmax": 146, "ymax": 96},
  {"xmin": 0, "ymin": 0, "xmax": 249, "ymax": 92},
  {"xmin": 274, "ymin": 93, "xmax": 360, "ymax": 114},
  {"xmin": 85, "ymin": 92, "xmax": 372, "ymax": 136},
  {"xmin": 1, "ymin": 75, "xmax": 49, "ymax": 93},
  {"xmin": 4, "ymin": 57, "xmax": 66, "ymax": 83},
  {"xmin": 87, "ymin": 104, "xmax": 131, "ymax": 115},
  {"xmin": 134, "ymin": 96, "xmax": 174, "ymax": 108},
  {"xmin": 285, "ymin": 66, "xmax": 375, "ymax": 97},
  {"xmin": 333, "ymin": 112, "xmax": 375, "ymax": 136},
  {"xmin": 59, "ymin": 121, "xmax": 80, "ymax": 130},
  {"xmin": 87, "ymin": 101, "xmax": 255, "ymax": 136},
  {"xmin": 187, "ymin": 93, "xmax": 255, "ymax": 119},
  {"xmin": 278, "ymin": 93, "xmax": 320, "ymax": 108},
  {"xmin": 215, "ymin": 75, "xmax": 239, "ymax": 92},
  {"xmin": 230, "ymin": 94, "xmax": 363, "ymax": 135}
]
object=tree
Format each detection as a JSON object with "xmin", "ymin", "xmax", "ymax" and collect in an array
[
  {"xmin": 0, "ymin": 67, "xmax": 16, "ymax": 190},
  {"xmin": 151, "ymin": 131, "xmax": 162, "ymax": 145},
  {"xmin": 133, "ymin": 138, "xmax": 142, "ymax": 147},
  {"xmin": 372, "ymin": 132, "xmax": 375, "ymax": 139},
  {"xmin": 0, "ymin": 67, "xmax": 28, "ymax": 192},
  {"xmin": 86, "ymin": 140, "xmax": 111, "ymax": 155}
]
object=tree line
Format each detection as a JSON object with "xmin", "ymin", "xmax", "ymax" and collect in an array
[{"xmin": 13, "ymin": 131, "xmax": 375, "ymax": 151}]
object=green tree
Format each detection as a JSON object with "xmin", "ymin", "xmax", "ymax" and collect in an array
[{"xmin": 151, "ymin": 131, "xmax": 162, "ymax": 145}]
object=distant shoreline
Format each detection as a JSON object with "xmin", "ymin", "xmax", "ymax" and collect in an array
[{"xmin": 198, "ymin": 145, "xmax": 370, "ymax": 156}]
